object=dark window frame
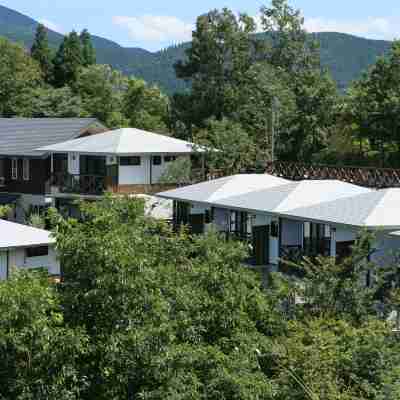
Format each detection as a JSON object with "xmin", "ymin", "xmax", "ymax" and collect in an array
[
  {"xmin": 26, "ymin": 246, "xmax": 49, "ymax": 258},
  {"xmin": 120, "ymin": 156, "xmax": 141, "ymax": 166},
  {"xmin": 164, "ymin": 155, "xmax": 177, "ymax": 163},
  {"xmin": 152, "ymin": 156, "xmax": 162, "ymax": 166}
]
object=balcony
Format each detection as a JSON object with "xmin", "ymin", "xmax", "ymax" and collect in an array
[{"xmin": 46, "ymin": 173, "xmax": 108, "ymax": 196}]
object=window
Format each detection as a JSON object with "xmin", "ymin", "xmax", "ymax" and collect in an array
[
  {"xmin": 205, "ymin": 209, "xmax": 213, "ymax": 224},
  {"xmin": 152, "ymin": 156, "xmax": 162, "ymax": 165},
  {"xmin": 120, "ymin": 156, "xmax": 141, "ymax": 166},
  {"xmin": 23, "ymin": 159, "xmax": 30, "ymax": 181},
  {"xmin": 164, "ymin": 156, "xmax": 177, "ymax": 163},
  {"xmin": 26, "ymin": 246, "xmax": 49, "ymax": 258},
  {"xmin": 270, "ymin": 221, "xmax": 279, "ymax": 238},
  {"xmin": 11, "ymin": 158, "xmax": 18, "ymax": 180}
]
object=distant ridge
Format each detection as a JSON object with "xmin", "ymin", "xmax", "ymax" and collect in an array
[{"xmin": 0, "ymin": 4, "xmax": 392, "ymax": 94}]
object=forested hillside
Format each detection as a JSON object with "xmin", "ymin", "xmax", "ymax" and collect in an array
[{"xmin": 0, "ymin": 4, "xmax": 391, "ymax": 94}]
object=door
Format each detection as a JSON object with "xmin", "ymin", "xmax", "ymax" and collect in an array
[
  {"xmin": 269, "ymin": 220, "xmax": 280, "ymax": 265},
  {"xmin": 68, "ymin": 153, "xmax": 80, "ymax": 175},
  {"xmin": 0, "ymin": 251, "xmax": 7, "ymax": 280},
  {"xmin": 252, "ymin": 225, "xmax": 269, "ymax": 266},
  {"xmin": 189, "ymin": 214, "xmax": 205, "ymax": 235}
]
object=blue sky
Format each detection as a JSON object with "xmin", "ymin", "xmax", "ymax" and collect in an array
[{"xmin": 2, "ymin": 0, "xmax": 400, "ymax": 51}]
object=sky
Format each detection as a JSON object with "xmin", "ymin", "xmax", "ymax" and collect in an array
[{"xmin": 1, "ymin": 0, "xmax": 400, "ymax": 51}]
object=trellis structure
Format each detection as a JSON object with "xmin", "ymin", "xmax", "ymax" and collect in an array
[{"xmin": 265, "ymin": 161, "xmax": 400, "ymax": 189}]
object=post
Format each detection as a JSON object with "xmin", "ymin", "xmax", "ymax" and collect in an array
[
  {"xmin": 50, "ymin": 153, "xmax": 54, "ymax": 174},
  {"xmin": 201, "ymin": 153, "xmax": 206, "ymax": 181},
  {"xmin": 271, "ymin": 97, "xmax": 280, "ymax": 163}
]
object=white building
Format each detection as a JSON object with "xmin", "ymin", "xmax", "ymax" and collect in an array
[
  {"xmin": 157, "ymin": 174, "xmax": 400, "ymax": 269},
  {"xmin": 0, "ymin": 219, "xmax": 60, "ymax": 280},
  {"xmin": 37, "ymin": 127, "xmax": 205, "ymax": 216}
]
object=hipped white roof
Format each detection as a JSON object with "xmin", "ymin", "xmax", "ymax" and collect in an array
[
  {"xmin": 37, "ymin": 128, "xmax": 203, "ymax": 156},
  {"xmin": 0, "ymin": 219, "xmax": 55, "ymax": 249},
  {"xmin": 158, "ymin": 174, "xmax": 289, "ymax": 204},
  {"xmin": 158, "ymin": 175, "xmax": 400, "ymax": 229},
  {"xmin": 286, "ymin": 188, "xmax": 400, "ymax": 229}
]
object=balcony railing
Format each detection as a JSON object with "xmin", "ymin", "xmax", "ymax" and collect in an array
[{"xmin": 46, "ymin": 173, "xmax": 107, "ymax": 196}]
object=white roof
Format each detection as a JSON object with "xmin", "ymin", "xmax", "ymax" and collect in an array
[
  {"xmin": 215, "ymin": 180, "xmax": 371, "ymax": 214},
  {"xmin": 36, "ymin": 128, "xmax": 202, "ymax": 155},
  {"xmin": 0, "ymin": 219, "xmax": 55, "ymax": 249},
  {"xmin": 157, "ymin": 174, "xmax": 289, "ymax": 204},
  {"xmin": 286, "ymin": 188, "xmax": 400, "ymax": 229},
  {"xmin": 158, "ymin": 175, "xmax": 396, "ymax": 228}
]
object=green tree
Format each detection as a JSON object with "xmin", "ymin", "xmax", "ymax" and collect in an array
[
  {"xmin": 196, "ymin": 118, "xmax": 260, "ymax": 174},
  {"xmin": 0, "ymin": 271, "xmax": 88, "ymax": 399},
  {"xmin": 260, "ymin": 0, "xmax": 320, "ymax": 73},
  {"xmin": 345, "ymin": 41, "xmax": 400, "ymax": 167},
  {"xmin": 259, "ymin": 0, "xmax": 339, "ymax": 162},
  {"xmin": 0, "ymin": 38, "xmax": 43, "ymax": 116},
  {"xmin": 284, "ymin": 70, "xmax": 339, "ymax": 161},
  {"xmin": 53, "ymin": 31, "xmax": 84, "ymax": 87},
  {"xmin": 31, "ymin": 24, "xmax": 53, "ymax": 83},
  {"xmin": 122, "ymin": 77, "xmax": 169, "ymax": 132},
  {"xmin": 76, "ymin": 64, "xmax": 128, "ymax": 127},
  {"xmin": 237, "ymin": 62, "xmax": 296, "ymax": 161},
  {"xmin": 174, "ymin": 9, "xmax": 259, "ymax": 130},
  {"xmin": 51, "ymin": 196, "xmax": 280, "ymax": 399},
  {"xmin": 20, "ymin": 86, "xmax": 86, "ymax": 117},
  {"xmin": 80, "ymin": 29, "xmax": 96, "ymax": 67}
]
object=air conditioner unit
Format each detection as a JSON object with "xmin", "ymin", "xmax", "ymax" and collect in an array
[{"xmin": 106, "ymin": 156, "xmax": 117, "ymax": 165}]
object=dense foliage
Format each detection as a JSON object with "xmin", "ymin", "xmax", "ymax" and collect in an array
[
  {"xmin": 0, "ymin": 4, "xmax": 392, "ymax": 95},
  {"xmin": 1, "ymin": 197, "xmax": 400, "ymax": 399}
]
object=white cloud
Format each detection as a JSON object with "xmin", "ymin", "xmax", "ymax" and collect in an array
[
  {"xmin": 38, "ymin": 18, "xmax": 64, "ymax": 34},
  {"xmin": 112, "ymin": 15, "xmax": 193, "ymax": 44},
  {"xmin": 304, "ymin": 17, "xmax": 400, "ymax": 40}
]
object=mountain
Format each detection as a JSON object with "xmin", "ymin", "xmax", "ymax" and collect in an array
[{"xmin": 0, "ymin": 4, "xmax": 393, "ymax": 94}]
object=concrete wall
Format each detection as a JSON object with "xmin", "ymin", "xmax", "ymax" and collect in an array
[
  {"xmin": 1, "ymin": 245, "xmax": 60, "ymax": 280},
  {"xmin": 119, "ymin": 156, "xmax": 151, "ymax": 185}
]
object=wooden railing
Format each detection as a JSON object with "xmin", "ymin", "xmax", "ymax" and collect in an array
[
  {"xmin": 265, "ymin": 161, "xmax": 400, "ymax": 189},
  {"xmin": 46, "ymin": 173, "xmax": 107, "ymax": 196}
]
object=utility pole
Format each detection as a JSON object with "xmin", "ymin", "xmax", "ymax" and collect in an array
[{"xmin": 271, "ymin": 97, "xmax": 280, "ymax": 163}]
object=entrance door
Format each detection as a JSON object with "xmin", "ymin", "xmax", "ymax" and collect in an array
[
  {"xmin": 269, "ymin": 220, "xmax": 280, "ymax": 265},
  {"xmin": 0, "ymin": 252, "xmax": 7, "ymax": 280},
  {"xmin": 189, "ymin": 214, "xmax": 205, "ymax": 235},
  {"xmin": 252, "ymin": 225, "xmax": 269, "ymax": 266}
]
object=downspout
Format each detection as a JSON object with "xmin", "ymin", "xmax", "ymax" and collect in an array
[
  {"xmin": 150, "ymin": 156, "xmax": 153, "ymax": 186},
  {"xmin": 6, "ymin": 249, "xmax": 9, "ymax": 280}
]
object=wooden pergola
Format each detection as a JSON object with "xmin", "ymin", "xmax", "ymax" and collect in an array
[{"xmin": 265, "ymin": 161, "xmax": 400, "ymax": 189}]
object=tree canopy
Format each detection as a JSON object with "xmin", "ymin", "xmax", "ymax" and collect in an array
[{"xmin": 1, "ymin": 197, "xmax": 400, "ymax": 398}]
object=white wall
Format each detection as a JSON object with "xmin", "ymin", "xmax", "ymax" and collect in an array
[
  {"xmin": 5, "ymin": 245, "xmax": 60, "ymax": 279},
  {"xmin": 119, "ymin": 156, "xmax": 151, "ymax": 185}
]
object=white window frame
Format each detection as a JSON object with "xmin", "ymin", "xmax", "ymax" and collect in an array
[
  {"xmin": 23, "ymin": 158, "xmax": 30, "ymax": 181},
  {"xmin": 11, "ymin": 158, "xmax": 18, "ymax": 180}
]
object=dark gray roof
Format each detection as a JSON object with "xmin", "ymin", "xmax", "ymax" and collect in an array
[{"xmin": 0, "ymin": 118, "xmax": 101, "ymax": 156}]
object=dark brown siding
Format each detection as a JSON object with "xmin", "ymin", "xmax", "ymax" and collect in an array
[{"xmin": 0, "ymin": 157, "xmax": 49, "ymax": 195}]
